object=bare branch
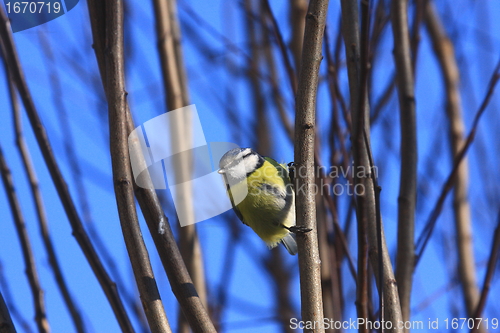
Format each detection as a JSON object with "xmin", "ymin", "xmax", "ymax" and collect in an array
[
  {"xmin": 472, "ymin": 210, "xmax": 500, "ymax": 332},
  {"xmin": 340, "ymin": 0, "xmax": 404, "ymax": 330},
  {"xmin": 0, "ymin": 36, "xmax": 86, "ymax": 333},
  {"xmin": 289, "ymin": 0, "xmax": 307, "ymax": 74},
  {"xmin": 132, "ymin": 179, "xmax": 217, "ymax": 333},
  {"xmin": 294, "ymin": 1, "xmax": 329, "ymax": 331},
  {"xmin": 415, "ymin": 58, "xmax": 500, "ymax": 264},
  {"xmin": 152, "ymin": 2, "xmax": 207, "ymax": 332},
  {"xmin": 86, "ymin": 1, "xmax": 215, "ymax": 331},
  {"xmin": 0, "ymin": 146, "xmax": 50, "ymax": 333},
  {"xmin": 0, "ymin": 6, "xmax": 134, "ymax": 331},
  {"xmin": 391, "ymin": 0, "xmax": 417, "ymax": 326},
  {"xmin": 103, "ymin": 0, "xmax": 170, "ymax": 332},
  {"xmin": 262, "ymin": 0, "xmax": 297, "ymax": 94},
  {"xmin": 424, "ymin": 2, "xmax": 481, "ymax": 325}
]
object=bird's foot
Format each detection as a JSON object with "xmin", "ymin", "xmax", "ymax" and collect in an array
[{"xmin": 287, "ymin": 225, "xmax": 312, "ymax": 234}]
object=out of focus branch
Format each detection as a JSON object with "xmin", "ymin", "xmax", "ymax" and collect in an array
[
  {"xmin": 415, "ymin": 58, "xmax": 500, "ymax": 265},
  {"xmin": 0, "ymin": 146, "xmax": 50, "ymax": 333},
  {"xmin": 0, "ymin": 6, "xmax": 135, "ymax": 332},
  {"xmin": 0, "ymin": 290, "xmax": 17, "ymax": 333},
  {"xmin": 262, "ymin": 24, "xmax": 294, "ymax": 139},
  {"xmin": 340, "ymin": 0, "xmax": 403, "ymax": 331},
  {"xmin": 1, "ymin": 37, "xmax": 86, "ymax": 333},
  {"xmin": 132, "ymin": 173, "xmax": 217, "ymax": 333},
  {"xmin": 472, "ymin": 210, "xmax": 500, "ymax": 332},
  {"xmin": 424, "ymin": 2, "xmax": 481, "ymax": 325},
  {"xmin": 264, "ymin": 251, "xmax": 296, "ymax": 333},
  {"xmin": 152, "ymin": 2, "xmax": 207, "ymax": 332},
  {"xmin": 0, "ymin": 262, "xmax": 33, "ymax": 333},
  {"xmin": 262, "ymin": 0, "xmax": 297, "ymax": 94},
  {"xmin": 409, "ymin": 0, "xmax": 425, "ymax": 72},
  {"xmin": 391, "ymin": 0, "xmax": 417, "ymax": 326},
  {"xmin": 294, "ymin": 1, "xmax": 329, "ymax": 332},
  {"xmin": 289, "ymin": 0, "xmax": 307, "ymax": 74}
]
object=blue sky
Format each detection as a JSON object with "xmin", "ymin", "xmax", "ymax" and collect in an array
[{"xmin": 1, "ymin": 0, "xmax": 500, "ymax": 332}]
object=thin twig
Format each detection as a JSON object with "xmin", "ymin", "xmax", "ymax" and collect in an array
[
  {"xmin": 0, "ymin": 262, "xmax": 33, "ymax": 333},
  {"xmin": 471, "ymin": 210, "xmax": 500, "ymax": 332},
  {"xmin": 264, "ymin": 251, "xmax": 296, "ymax": 333},
  {"xmin": 0, "ymin": 146, "xmax": 50, "ymax": 333},
  {"xmin": 294, "ymin": 1, "xmax": 329, "ymax": 332},
  {"xmin": 415, "ymin": 57, "xmax": 500, "ymax": 265},
  {"xmin": 0, "ymin": 36, "xmax": 86, "ymax": 333},
  {"xmin": 262, "ymin": 0, "xmax": 298, "ymax": 94},
  {"xmin": 410, "ymin": 0, "xmax": 426, "ymax": 73}
]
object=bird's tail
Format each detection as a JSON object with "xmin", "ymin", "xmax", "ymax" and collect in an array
[{"xmin": 281, "ymin": 233, "xmax": 298, "ymax": 255}]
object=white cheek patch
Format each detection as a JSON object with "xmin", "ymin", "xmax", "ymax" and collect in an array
[
  {"xmin": 243, "ymin": 154, "xmax": 259, "ymax": 173},
  {"xmin": 228, "ymin": 162, "xmax": 247, "ymax": 180}
]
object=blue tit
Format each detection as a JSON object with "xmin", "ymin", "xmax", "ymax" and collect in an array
[{"xmin": 218, "ymin": 147, "xmax": 298, "ymax": 255}]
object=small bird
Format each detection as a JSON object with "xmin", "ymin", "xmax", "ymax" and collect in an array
[{"xmin": 218, "ymin": 147, "xmax": 300, "ymax": 255}]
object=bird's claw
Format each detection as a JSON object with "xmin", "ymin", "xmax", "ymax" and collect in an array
[{"xmin": 288, "ymin": 225, "xmax": 312, "ymax": 234}]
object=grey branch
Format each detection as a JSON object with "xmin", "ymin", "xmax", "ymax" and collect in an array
[
  {"xmin": 0, "ymin": 6, "xmax": 134, "ymax": 332},
  {"xmin": 294, "ymin": 0, "xmax": 329, "ymax": 332},
  {"xmin": 425, "ymin": 4, "xmax": 483, "ymax": 329},
  {"xmin": 103, "ymin": 0, "xmax": 171, "ymax": 332},
  {"xmin": 340, "ymin": 0, "xmax": 404, "ymax": 331},
  {"xmin": 391, "ymin": 0, "xmax": 417, "ymax": 327},
  {"xmin": 0, "ymin": 146, "xmax": 50, "ymax": 333}
]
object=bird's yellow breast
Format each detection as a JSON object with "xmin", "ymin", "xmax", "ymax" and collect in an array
[{"xmin": 229, "ymin": 160, "xmax": 295, "ymax": 247}]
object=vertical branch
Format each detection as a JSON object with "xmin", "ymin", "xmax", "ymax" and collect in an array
[
  {"xmin": 294, "ymin": 1, "xmax": 329, "ymax": 332},
  {"xmin": 415, "ymin": 58, "xmax": 500, "ymax": 265},
  {"xmin": 262, "ymin": 0, "xmax": 297, "ymax": 94},
  {"xmin": 87, "ymin": 2, "xmax": 215, "ymax": 331},
  {"xmin": 425, "ymin": 2, "xmax": 482, "ymax": 323},
  {"xmin": 0, "ymin": 147, "xmax": 50, "ymax": 333},
  {"xmin": 132, "ymin": 177, "xmax": 217, "ymax": 333},
  {"xmin": 391, "ymin": 0, "xmax": 417, "ymax": 326},
  {"xmin": 264, "ymin": 252, "xmax": 296, "ymax": 333},
  {"xmin": 152, "ymin": 1, "xmax": 207, "ymax": 332},
  {"xmin": 104, "ymin": 1, "xmax": 170, "ymax": 332},
  {"xmin": 0, "ymin": 290, "xmax": 17, "ymax": 333},
  {"xmin": 289, "ymin": 0, "xmax": 307, "ymax": 74},
  {"xmin": 0, "ymin": 7, "xmax": 135, "ymax": 332},
  {"xmin": 340, "ymin": 0, "xmax": 404, "ymax": 331},
  {"xmin": 250, "ymin": 5, "xmax": 295, "ymax": 329},
  {"xmin": 0, "ymin": 39, "xmax": 86, "ymax": 333},
  {"xmin": 245, "ymin": 0, "xmax": 269, "ymax": 153},
  {"xmin": 262, "ymin": 21, "xmax": 294, "ymax": 139}
]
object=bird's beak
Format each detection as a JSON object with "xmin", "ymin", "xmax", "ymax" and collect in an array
[{"xmin": 218, "ymin": 169, "xmax": 225, "ymax": 174}]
